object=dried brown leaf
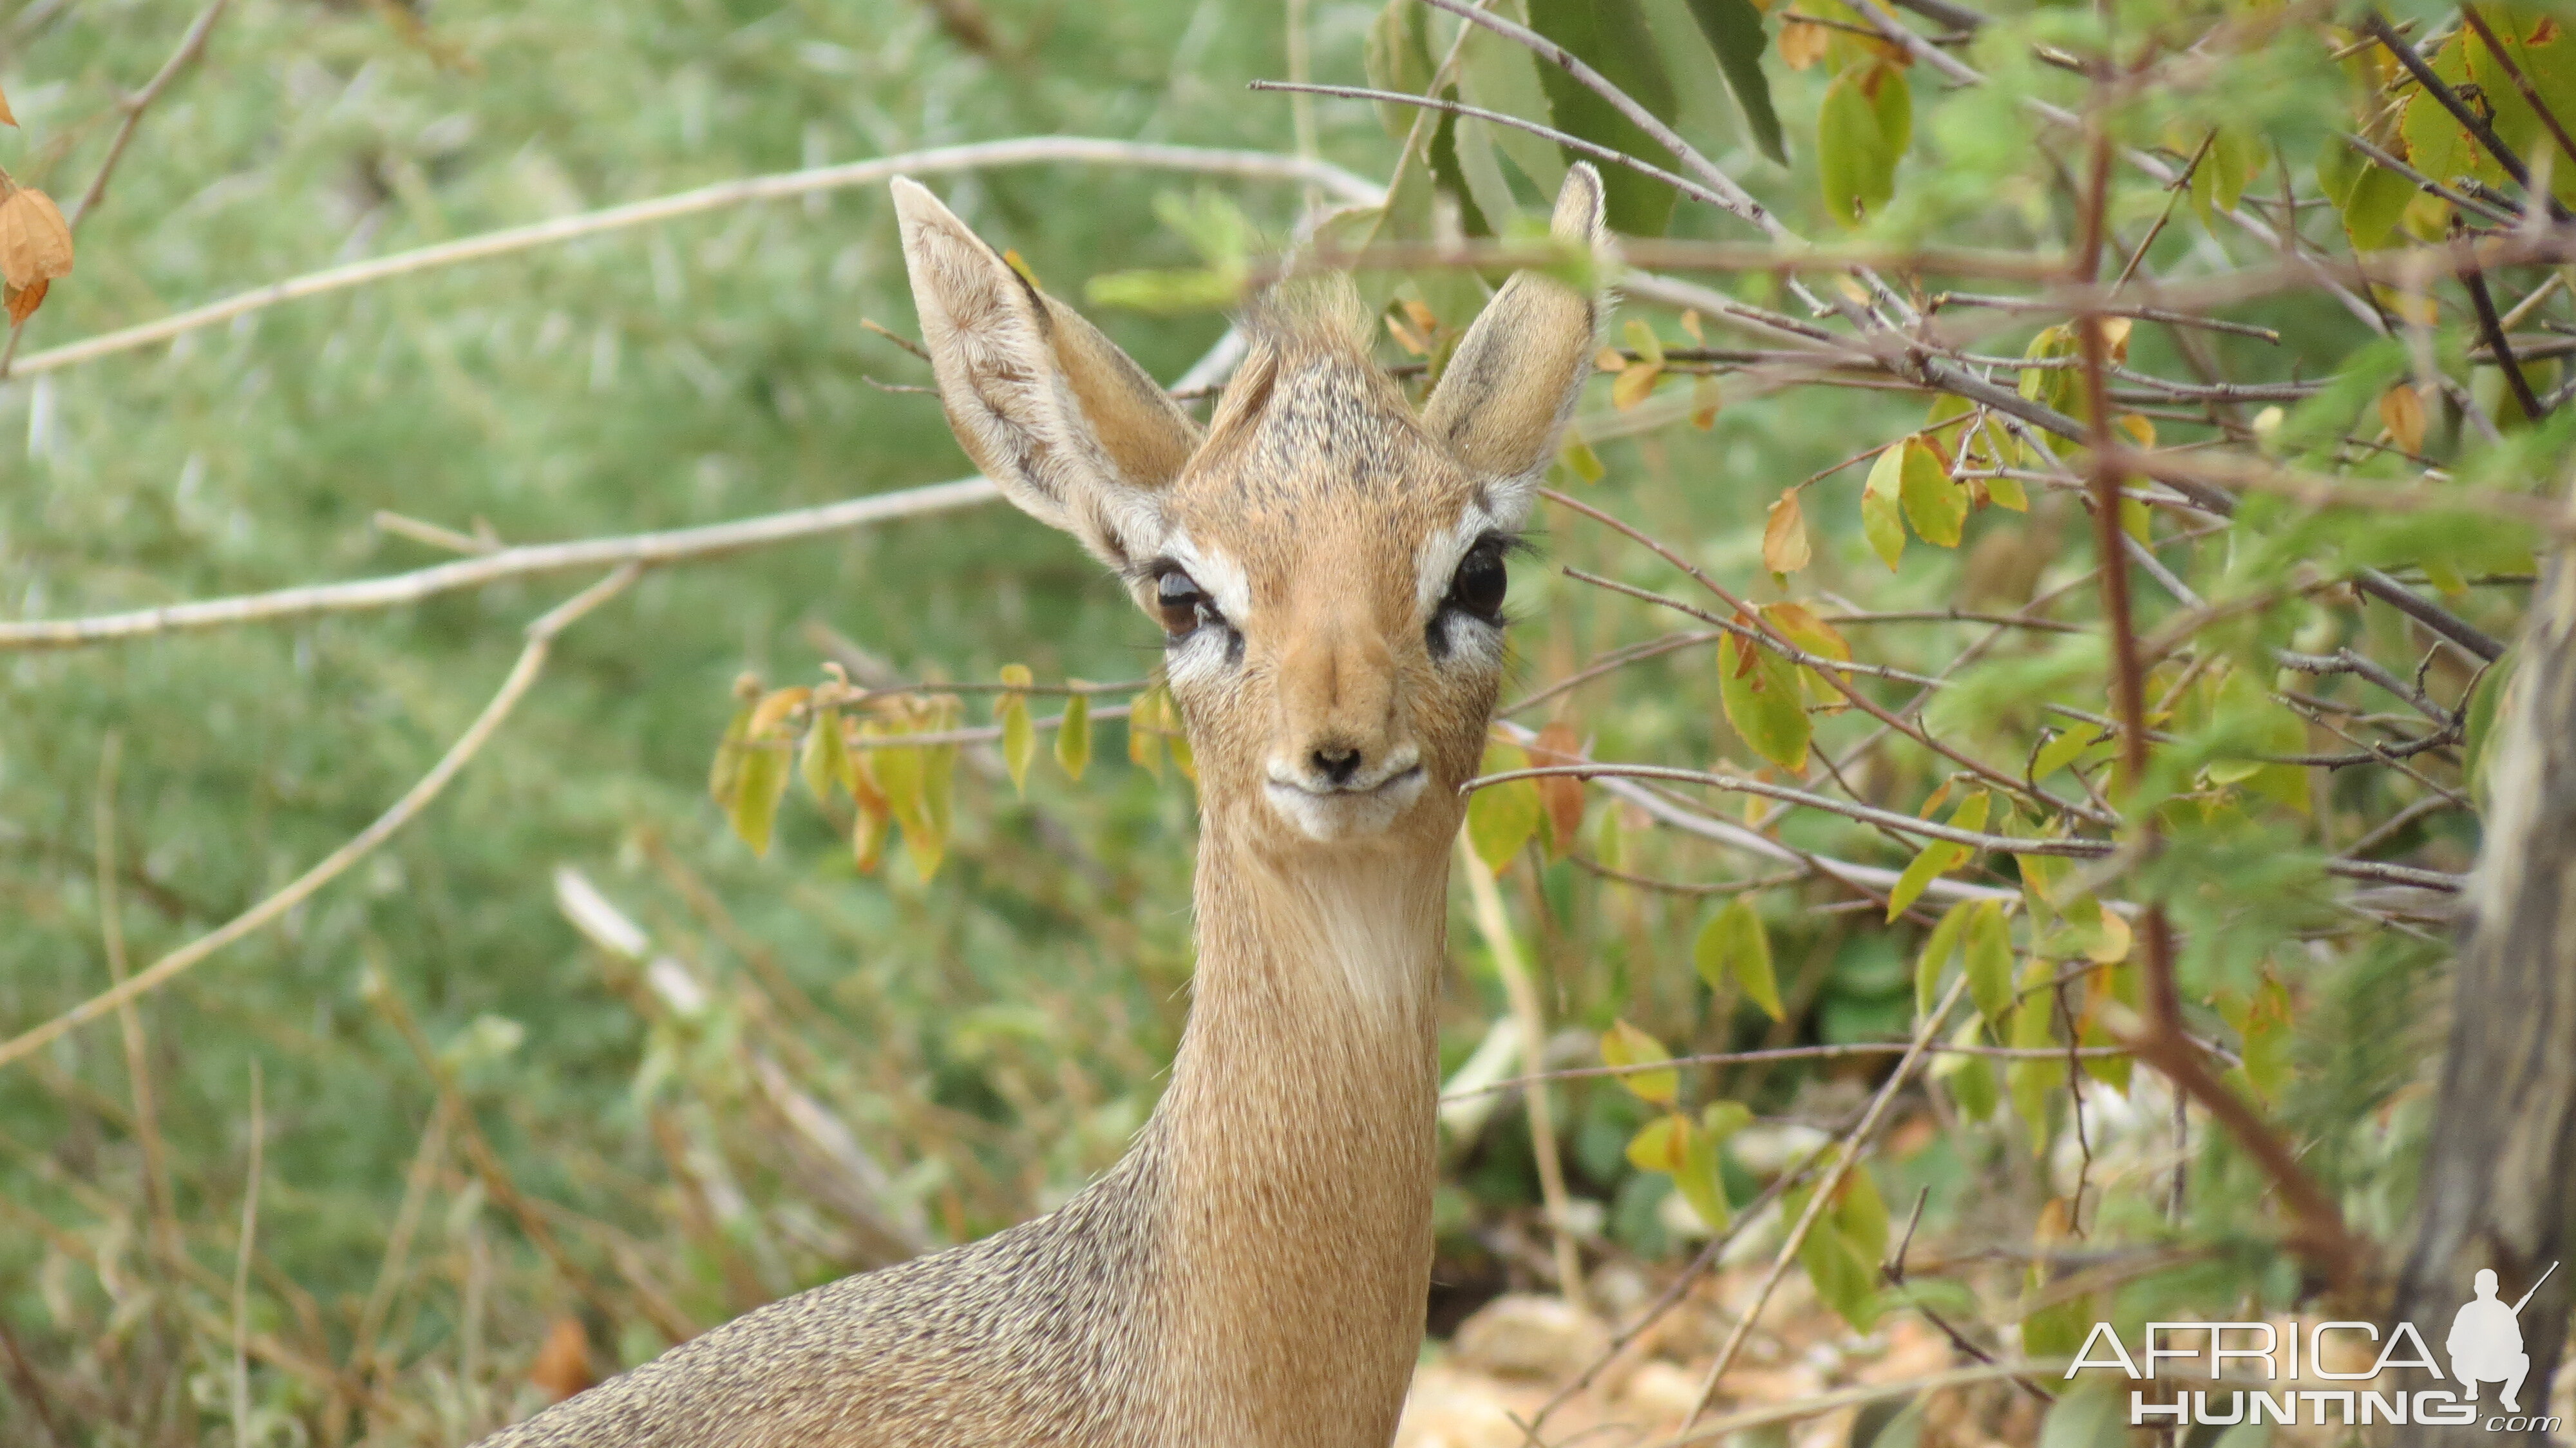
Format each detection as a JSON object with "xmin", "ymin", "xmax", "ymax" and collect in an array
[
  {"xmin": 528, "ymin": 1317, "xmax": 594, "ymax": 1402},
  {"xmin": 5, "ymin": 277, "xmax": 45, "ymax": 325},
  {"xmin": 0, "ymin": 187, "xmax": 74, "ymax": 291},
  {"xmin": 1762, "ymin": 488, "xmax": 1812, "ymax": 574}
]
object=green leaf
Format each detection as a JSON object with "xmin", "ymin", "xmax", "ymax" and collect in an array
[
  {"xmin": 1963, "ymin": 900, "xmax": 2014, "ymax": 1028},
  {"xmin": 1817, "ymin": 59, "xmax": 1908, "ymax": 226},
  {"xmin": 2007, "ymin": 958, "xmax": 2058, "ymax": 1154},
  {"xmin": 1678, "ymin": 0, "xmax": 1787, "ymax": 166},
  {"xmin": 1895, "ymin": 435, "xmax": 1965, "ymax": 548},
  {"xmin": 1601, "ymin": 1018, "xmax": 1678, "ymax": 1105},
  {"xmin": 728, "ymin": 741, "xmax": 790, "ymax": 857},
  {"xmin": 1861, "ymin": 441, "xmax": 1907, "ymax": 569},
  {"xmin": 1834, "ymin": 1161, "xmax": 1890, "ymax": 1264},
  {"xmin": 1940, "ymin": 1021, "xmax": 1999, "ymax": 1121},
  {"xmin": 998, "ymin": 665, "xmax": 1035, "ymax": 795},
  {"xmin": 1674, "ymin": 1118, "xmax": 1732, "ymax": 1230},
  {"xmin": 1792, "ymin": 1192, "xmax": 1882, "ymax": 1329},
  {"xmin": 800, "ymin": 706, "xmax": 847, "ymax": 803},
  {"xmin": 1560, "ymin": 429, "xmax": 1606, "ymax": 484},
  {"xmin": 1363, "ymin": 0, "xmax": 1435, "ymax": 139},
  {"xmin": 1915, "ymin": 899, "xmax": 1973, "ymax": 1018},
  {"xmin": 2030, "ymin": 723, "xmax": 2101, "ymax": 784},
  {"xmin": 708, "ymin": 700, "xmax": 753, "ymax": 807},
  {"xmin": 1696, "ymin": 897, "xmax": 1782, "ymax": 1020},
  {"xmin": 1700, "ymin": 1100, "xmax": 1754, "ymax": 1139},
  {"xmin": 1718, "ymin": 632, "xmax": 1811, "ymax": 771},
  {"xmin": 2036, "ymin": 1379, "xmax": 2127, "ymax": 1448},
  {"xmin": 1626, "ymin": 1113, "xmax": 1687, "ymax": 1172},
  {"xmin": 2463, "ymin": 649, "xmax": 2512, "ymax": 794},
  {"xmin": 1459, "ymin": 17, "xmax": 1567, "ymax": 194},
  {"xmin": 1056, "ymin": 693, "xmax": 1092, "ymax": 781},
  {"xmin": 2337, "ymin": 153, "xmax": 2415, "ymax": 251},
  {"xmin": 1468, "ymin": 742, "xmax": 1542, "ymax": 872},
  {"xmin": 1886, "ymin": 791, "xmax": 1987, "ymax": 920},
  {"xmin": 1528, "ymin": 0, "xmax": 1681, "ymax": 235}
]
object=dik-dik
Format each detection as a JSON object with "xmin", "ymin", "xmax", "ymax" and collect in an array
[{"xmin": 476, "ymin": 162, "xmax": 1608, "ymax": 1447}]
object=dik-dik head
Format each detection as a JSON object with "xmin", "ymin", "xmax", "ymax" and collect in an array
[{"xmin": 893, "ymin": 167, "xmax": 1606, "ymax": 855}]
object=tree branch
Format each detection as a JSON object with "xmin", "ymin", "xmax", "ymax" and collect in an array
[
  {"xmin": 0, "ymin": 476, "xmax": 999, "ymax": 650},
  {"xmin": 9, "ymin": 138, "xmax": 1379, "ymax": 381},
  {"xmin": 0, "ymin": 566, "xmax": 641, "ymax": 1075}
]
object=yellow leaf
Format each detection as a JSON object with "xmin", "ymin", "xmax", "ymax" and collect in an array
[
  {"xmin": 1861, "ymin": 443, "xmax": 1907, "ymax": 570},
  {"xmin": 1558, "ymin": 431, "xmax": 1605, "ymax": 484},
  {"xmin": 708, "ymin": 701, "xmax": 753, "ymax": 807},
  {"xmin": 1128, "ymin": 685, "xmax": 1168, "ymax": 779},
  {"xmin": 1601, "ymin": 1018, "xmax": 1678, "ymax": 1105},
  {"xmin": 850, "ymin": 797, "xmax": 888, "ymax": 873},
  {"xmin": 2380, "ymin": 383, "xmax": 2427, "ymax": 454},
  {"xmin": 1611, "ymin": 361, "xmax": 1662, "ymax": 411},
  {"xmin": 998, "ymin": 665, "xmax": 1035, "ymax": 795},
  {"xmin": 2099, "ymin": 316, "xmax": 2132, "ymax": 364},
  {"xmin": 729, "ymin": 741, "xmax": 790, "ymax": 856},
  {"xmin": 746, "ymin": 687, "xmax": 808, "ymax": 739},
  {"xmin": 1626, "ymin": 1114, "xmax": 1689, "ymax": 1172},
  {"xmin": 1680, "ymin": 309, "xmax": 1703, "ymax": 343},
  {"xmin": 0, "ymin": 83, "xmax": 14, "ymax": 127},
  {"xmin": 1780, "ymin": 15, "xmax": 1828, "ymax": 68},
  {"xmin": 1595, "ymin": 346, "xmax": 1627, "ymax": 373},
  {"xmin": 1622, "ymin": 318, "xmax": 1665, "ymax": 367},
  {"xmin": 1690, "ymin": 374, "xmax": 1720, "ymax": 430},
  {"xmin": 1056, "ymin": 692, "xmax": 1092, "ymax": 781},
  {"xmin": 800, "ymin": 706, "xmax": 847, "ymax": 803},
  {"xmin": 1763, "ymin": 489, "xmax": 1812, "ymax": 574},
  {"xmin": 1466, "ymin": 742, "xmax": 1540, "ymax": 872}
]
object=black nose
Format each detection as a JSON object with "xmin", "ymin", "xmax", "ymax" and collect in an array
[{"xmin": 1311, "ymin": 747, "xmax": 1363, "ymax": 786}]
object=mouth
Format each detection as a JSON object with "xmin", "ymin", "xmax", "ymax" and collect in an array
[{"xmin": 1264, "ymin": 766, "xmax": 1429, "ymax": 840}]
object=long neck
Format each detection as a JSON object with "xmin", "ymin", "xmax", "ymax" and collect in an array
[{"xmin": 1146, "ymin": 814, "xmax": 1451, "ymax": 1445}]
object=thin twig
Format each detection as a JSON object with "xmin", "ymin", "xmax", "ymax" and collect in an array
[
  {"xmin": 1457, "ymin": 835, "xmax": 1584, "ymax": 1306},
  {"xmin": 1929, "ymin": 291, "xmax": 2278, "ymax": 342},
  {"xmin": 1441, "ymin": 1039, "xmax": 2136, "ymax": 1103},
  {"xmin": 0, "ymin": 566, "xmax": 642, "ymax": 1073},
  {"xmin": 0, "ymin": 476, "xmax": 997, "ymax": 651},
  {"xmin": 2458, "ymin": 235, "xmax": 2551, "ymax": 421},
  {"xmin": 93, "ymin": 736, "xmax": 181, "ymax": 1270},
  {"xmin": 8, "ymin": 138, "xmax": 1381, "ymax": 381},
  {"xmin": 1678, "ymin": 975, "xmax": 1972, "ymax": 1427},
  {"xmin": 67, "ymin": 0, "xmax": 231, "ymax": 229},
  {"xmin": 231, "ymin": 1061, "xmax": 263, "ymax": 1448},
  {"xmin": 1249, "ymin": 80, "xmax": 1741, "ymax": 218}
]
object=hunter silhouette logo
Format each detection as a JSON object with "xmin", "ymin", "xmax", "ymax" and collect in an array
[
  {"xmin": 2065, "ymin": 1262, "xmax": 2563, "ymax": 1432},
  {"xmin": 2451, "ymin": 1262, "xmax": 2554, "ymax": 1413}
]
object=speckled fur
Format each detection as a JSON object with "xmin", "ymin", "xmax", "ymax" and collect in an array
[{"xmin": 471, "ymin": 166, "xmax": 1605, "ymax": 1448}]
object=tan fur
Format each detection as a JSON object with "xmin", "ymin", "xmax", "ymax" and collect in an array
[{"xmin": 472, "ymin": 164, "xmax": 1605, "ymax": 1448}]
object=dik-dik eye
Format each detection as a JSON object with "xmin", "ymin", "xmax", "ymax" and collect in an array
[
  {"xmin": 1445, "ymin": 540, "xmax": 1510, "ymax": 624},
  {"xmin": 1155, "ymin": 567, "xmax": 1223, "ymax": 640}
]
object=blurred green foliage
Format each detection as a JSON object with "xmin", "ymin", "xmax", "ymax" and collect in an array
[{"xmin": 3, "ymin": 0, "xmax": 2566, "ymax": 1441}]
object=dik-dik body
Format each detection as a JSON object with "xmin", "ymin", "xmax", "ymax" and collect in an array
[{"xmin": 475, "ymin": 163, "xmax": 1607, "ymax": 1447}]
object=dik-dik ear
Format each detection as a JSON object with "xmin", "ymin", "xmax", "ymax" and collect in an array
[
  {"xmin": 891, "ymin": 177, "xmax": 1202, "ymax": 571},
  {"xmin": 1421, "ymin": 164, "xmax": 1609, "ymax": 529}
]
